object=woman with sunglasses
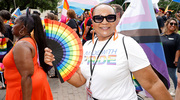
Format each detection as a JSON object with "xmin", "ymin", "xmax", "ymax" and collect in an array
[
  {"xmin": 160, "ymin": 18, "xmax": 180, "ymax": 96},
  {"xmin": 3, "ymin": 13, "xmax": 53, "ymax": 100},
  {"xmin": 45, "ymin": 3, "xmax": 172, "ymax": 100}
]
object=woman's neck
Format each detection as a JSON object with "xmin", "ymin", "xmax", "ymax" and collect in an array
[
  {"xmin": 165, "ymin": 31, "xmax": 174, "ymax": 35},
  {"xmin": 97, "ymin": 34, "xmax": 114, "ymax": 41},
  {"xmin": 18, "ymin": 35, "xmax": 31, "ymax": 41}
]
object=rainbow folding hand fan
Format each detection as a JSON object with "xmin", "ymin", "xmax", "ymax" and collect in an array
[{"xmin": 44, "ymin": 19, "xmax": 83, "ymax": 83}]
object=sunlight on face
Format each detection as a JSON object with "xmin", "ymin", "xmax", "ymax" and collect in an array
[
  {"xmin": 167, "ymin": 20, "xmax": 177, "ymax": 32},
  {"xmin": 92, "ymin": 5, "xmax": 116, "ymax": 41}
]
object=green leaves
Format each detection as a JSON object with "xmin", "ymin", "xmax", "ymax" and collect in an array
[
  {"xmin": 159, "ymin": 0, "xmax": 180, "ymax": 16},
  {"xmin": 0, "ymin": 0, "xmax": 60, "ymax": 13}
]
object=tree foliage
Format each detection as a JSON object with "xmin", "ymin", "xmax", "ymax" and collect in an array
[
  {"xmin": 0, "ymin": 0, "xmax": 60, "ymax": 13},
  {"xmin": 159, "ymin": 0, "xmax": 180, "ymax": 13}
]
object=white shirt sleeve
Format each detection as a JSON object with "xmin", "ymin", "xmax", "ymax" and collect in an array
[{"xmin": 124, "ymin": 36, "xmax": 150, "ymax": 72}]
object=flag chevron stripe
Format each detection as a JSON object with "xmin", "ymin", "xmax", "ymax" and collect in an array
[
  {"xmin": 119, "ymin": 0, "xmax": 170, "ymax": 96},
  {"xmin": 140, "ymin": 43, "xmax": 167, "ymax": 67},
  {"xmin": 120, "ymin": 21, "xmax": 158, "ymax": 31},
  {"xmin": 140, "ymin": 43, "xmax": 170, "ymax": 85},
  {"xmin": 119, "ymin": 0, "xmax": 158, "ymax": 31},
  {"xmin": 120, "ymin": 29, "xmax": 159, "ymax": 36},
  {"xmin": 128, "ymin": 36, "xmax": 161, "ymax": 43},
  {"xmin": 144, "ymin": 43, "xmax": 166, "ymax": 63},
  {"xmin": 120, "ymin": 0, "xmax": 152, "ymax": 24}
]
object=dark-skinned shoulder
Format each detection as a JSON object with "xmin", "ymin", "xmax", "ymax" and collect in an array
[
  {"xmin": 13, "ymin": 40, "xmax": 35, "ymax": 77},
  {"xmin": 13, "ymin": 40, "xmax": 35, "ymax": 58}
]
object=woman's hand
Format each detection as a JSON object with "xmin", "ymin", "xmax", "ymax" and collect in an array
[
  {"xmin": 44, "ymin": 47, "xmax": 86, "ymax": 87},
  {"xmin": 174, "ymin": 61, "xmax": 178, "ymax": 66},
  {"xmin": 44, "ymin": 47, "xmax": 55, "ymax": 66},
  {"xmin": 73, "ymin": 28, "xmax": 77, "ymax": 32}
]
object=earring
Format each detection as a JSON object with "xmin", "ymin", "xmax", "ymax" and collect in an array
[
  {"xmin": 19, "ymin": 26, "xmax": 25, "ymax": 36},
  {"xmin": 113, "ymin": 30, "xmax": 118, "ymax": 41},
  {"xmin": 92, "ymin": 30, "xmax": 95, "ymax": 44},
  {"xmin": 19, "ymin": 29, "xmax": 24, "ymax": 36}
]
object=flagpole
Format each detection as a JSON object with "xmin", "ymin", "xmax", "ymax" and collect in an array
[
  {"xmin": 122, "ymin": 1, "xmax": 125, "ymax": 7},
  {"xmin": 122, "ymin": 2, "xmax": 125, "ymax": 7},
  {"xmin": 13, "ymin": 0, "xmax": 16, "ymax": 9},
  {"xmin": 164, "ymin": 0, "xmax": 173, "ymax": 13},
  {"xmin": 122, "ymin": 0, "xmax": 130, "ymax": 11},
  {"xmin": 169, "ymin": 0, "xmax": 173, "ymax": 6},
  {"xmin": 122, "ymin": 0, "xmax": 127, "ymax": 7}
]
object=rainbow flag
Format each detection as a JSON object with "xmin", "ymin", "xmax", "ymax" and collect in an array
[
  {"xmin": 132, "ymin": 75, "xmax": 143, "ymax": 92},
  {"xmin": 58, "ymin": 5, "xmax": 84, "ymax": 16},
  {"xmin": 11, "ymin": 7, "xmax": 22, "ymax": 18},
  {"xmin": 59, "ymin": 0, "xmax": 113, "ymax": 12},
  {"xmin": 64, "ymin": 0, "xmax": 98, "ymax": 10},
  {"xmin": 119, "ymin": 0, "xmax": 170, "ymax": 97},
  {"xmin": 41, "ymin": 17, "xmax": 45, "ymax": 27},
  {"xmin": 9, "ymin": 22, "xmax": 14, "ymax": 27},
  {"xmin": 0, "ymin": 38, "xmax": 7, "ymax": 59},
  {"xmin": 0, "ymin": 63, "xmax": 4, "ymax": 71},
  {"xmin": 4, "ymin": 20, "xmax": 9, "ymax": 24},
  {"xmin": 58, "ymin": 0, "xmax": 113, "ymax": 17},
  {"xmin": 60, "ymin": 0, "xmax": 69, "ymax": 23},
  {"xmin": 4, "ymin": 20, "xmax": 14, "ymax": 27}
]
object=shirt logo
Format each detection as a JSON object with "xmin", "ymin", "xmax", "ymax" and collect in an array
[
  {"xmin": 168, "ymin": 38, "xmax": 174, "ymax": 40},
  {"xmin": 85, "ymin": 49, "xmax": 117, "ymax": 65}
]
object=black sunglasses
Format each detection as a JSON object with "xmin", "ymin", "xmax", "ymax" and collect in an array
[
  {"xmin": 92, "ymin": 14, "xmax": 116, "ymax": 23},
  {"xmin": 169, "ymin": 22, "xmax": 177, "ymax": 26}
]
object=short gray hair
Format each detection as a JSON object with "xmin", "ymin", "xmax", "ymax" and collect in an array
[{"xmin": 111, "ymin": 4, "xmax": 123, "ymax": 18}]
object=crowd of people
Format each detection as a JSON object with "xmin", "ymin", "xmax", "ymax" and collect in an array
[{"xmin": 1, "ymin": 2, "xmax": 180, "ymax": 100}]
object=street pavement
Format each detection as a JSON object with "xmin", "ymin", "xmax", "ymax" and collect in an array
[
  {"xmin": 0, "ymin": 76, "xmax": 86, "ymax": 100},
  {"xmin": 0, "ymin": 76, "xmax": 175, "ymax": 100}
]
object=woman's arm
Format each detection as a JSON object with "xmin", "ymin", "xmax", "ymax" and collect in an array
[
  {"xmin": 174, "ymin": 50, "xmax": 180, "ymax": 66},
  {"xmin": 44, "ymin": 47, "xmax": 86, "ymax": 87},
  {"xmin": 175, "ymin": 13, "xmax": 180, "ymax": 21},
  {"xmin": 67, "ymin": 68, "xmax": 86, "ymax": 87},
  {"xmin": 13, "ymin": 41, "xmax": 35, "ymax": 100},
  {"xmin": 133, "ymin": 65, "xmax": 173, "ymax": 100}
]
